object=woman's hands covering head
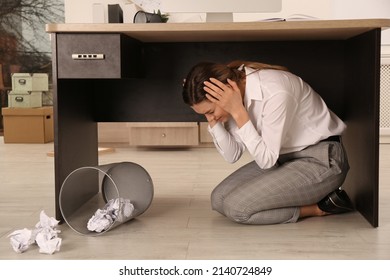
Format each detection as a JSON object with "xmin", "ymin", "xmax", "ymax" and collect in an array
[{"xmin": 203, "ymin": 78, "xmax": 249, "ymax": 128}]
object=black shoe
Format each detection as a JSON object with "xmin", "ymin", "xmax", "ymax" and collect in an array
[{"xmin": 317, "ymin": 189, "xmax": 354, "ymax": 214}]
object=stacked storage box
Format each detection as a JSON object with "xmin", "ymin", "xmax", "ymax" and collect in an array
[
  {"xmin": 1, "ymin": 73, "xmax": 53, "ymax": 143},
  {"xmin": 8, "ymin": 73, "xmax": 48, "ymax": 108}
]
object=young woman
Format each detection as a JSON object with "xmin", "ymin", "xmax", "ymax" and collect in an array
[{"xmin": 182, "ymin": 60, "xmax": 354, "ymax": 225}]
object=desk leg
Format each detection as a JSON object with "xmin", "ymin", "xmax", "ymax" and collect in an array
[
  {"xmin": 53, "ymin": 80, "xmax": 98, "ymax": 221},
  {"xmin": 344, "ymin": 29, "xmax": 381, "ymax": 227}
]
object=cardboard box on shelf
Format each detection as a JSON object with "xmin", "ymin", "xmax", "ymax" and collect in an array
[{"xmin": 1, "ymin": 106, "xmax": 53, "ymax": 143}]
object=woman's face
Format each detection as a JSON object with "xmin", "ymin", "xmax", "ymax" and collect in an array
[{"xmin": 191, "ymin": 100, "xmax": 230, "ymax": 123}]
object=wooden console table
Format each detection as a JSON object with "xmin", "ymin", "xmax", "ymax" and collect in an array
[{"xmin": 46, "ymin": 19, "xmax": 390, "ymax": 227}]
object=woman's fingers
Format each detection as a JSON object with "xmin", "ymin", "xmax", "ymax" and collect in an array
[
  {"xmin": 203, "ymin": 84, "xmax": 221, "ymax": 100},
  {"xmin": 204, "ymin": 78, "xmax": 228, "ymax": 92},
  {"xmin": 205, "ymin": 93, "xmax": 218, "ymax": 103},
  {"xmin": 209, "ymin": 78, "xmax": 227, "ymax": 89},
  {"xmin": 203, "ymin": 78, "xmax": 232, "ymax": 99},
  {"xmin": 227, "ymin": 78, "xmax": 239, "ymax": 91},
  {"xmin": 203, "ymin": 82, "xmax": 221, "ymax": 97},
  {"xmin": 203, "ymin": 78, "xmax": 239, "ymax": 109}
]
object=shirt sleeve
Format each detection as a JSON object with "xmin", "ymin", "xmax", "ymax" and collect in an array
[
  {"xmin": 236, "ymin": 92, "xmax": 298, "ymax": 169},
  {"xmin": 208, "ymin": 122, "xmax": 246, "ymax": 163}
]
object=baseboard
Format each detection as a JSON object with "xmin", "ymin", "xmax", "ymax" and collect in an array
[{"xmin": 380, "ymin": 128, "xmax": 390, "ymax": 143}]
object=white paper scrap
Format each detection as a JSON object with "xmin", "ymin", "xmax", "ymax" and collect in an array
[
  {"xmin": 87, "ymin": 209, "xmax": 114, "ymax": 233},
  {"xmin": 8, "ymin": 210, "xmax": 62, "ymax": 254},
  {"xmin": 35, "ymin": 228, "xmax": 62, "ymax": 255},
  {"xmin": 8, "ymin": 228, "xmax": 35, "ymax": 253},
  {"xmin": 87, "ymin": 198, "xmax": 134, "ymax": 232},
  {"xmin": 36, "ymin": 210, "xmax": 60, "ymax": 229}
]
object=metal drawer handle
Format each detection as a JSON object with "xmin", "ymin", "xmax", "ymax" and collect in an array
[
  {"xmin": 71, "ymin": 54, "xmax": 105, "ymax": 60},
  {"xmin": 18, "ymin": 79, "xmax": 26, "ymax": 85},
  {"xmin": 15, "ymin": 97, "xmax": 24, "ymax": 102},
  {"xmin": 161, "ymin": 133, "xmax": 166, "ymax": 138}
]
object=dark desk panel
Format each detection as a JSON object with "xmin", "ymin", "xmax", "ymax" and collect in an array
[{"xmin": 49, "ymin": 21, "xmax": 387, "ymax": 226}]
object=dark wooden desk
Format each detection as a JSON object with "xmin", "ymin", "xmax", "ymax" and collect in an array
[{"xmin": 47, "ymin": 19, "xmax": 390, "ymax": 227}]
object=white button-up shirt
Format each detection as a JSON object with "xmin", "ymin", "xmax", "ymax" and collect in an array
[{"xmin": 208, "ymin": 67, "xmax": 346, "ymax": 169}]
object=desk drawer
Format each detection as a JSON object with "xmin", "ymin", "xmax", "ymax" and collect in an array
[
  {"xmin": 128, "ymin": 122, "xmax": 199, "ymax": 146},
  {"xmin": 56, "ymin": 34, "xmax": 141, "ymax": 79}
]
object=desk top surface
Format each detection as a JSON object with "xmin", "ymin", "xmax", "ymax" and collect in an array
[{"xmin": 46, "ymin": 19, "xmax": 390, "ymax": 42}]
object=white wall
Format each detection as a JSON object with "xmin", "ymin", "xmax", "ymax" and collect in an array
[
  {"xmin": 331, "ymin": 0, "xmax": 390, "ymax": 45},
  {"xmin": 234, "ymin": 0, "xmax": 331, "ymax": 22},
  {"xmin": 64, "ymin": 0, "xmax": 390, "ymax": 45},
  {"xmin": 64, "ymin": 0, "xmax": 331, "ymax": 23},
  {"xmin": 65, "ymin": 0, "xmax": 129, "ymax": 23}
]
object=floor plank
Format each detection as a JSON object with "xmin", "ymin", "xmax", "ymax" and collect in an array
[{"xmin": 0, "ymin": 137, "xmax": 389, "ymax": 260}]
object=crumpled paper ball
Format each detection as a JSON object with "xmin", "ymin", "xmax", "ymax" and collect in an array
[{"xmin": 8, "ymin": 210, "xmax": 62, "ymax": 254}]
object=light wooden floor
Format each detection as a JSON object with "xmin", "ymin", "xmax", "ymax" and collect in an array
[{"xmin": 1, "ymin": 137, "xmax": 390, "ymax": 260}]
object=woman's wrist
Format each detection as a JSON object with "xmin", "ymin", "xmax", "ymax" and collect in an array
[
  {"xmin": 208, "ymin": 120, "xmax": 217, "ymax": 128},
  {"xmin": 232, "ymin": 106, "xmax": 250, "ymax": 128}
]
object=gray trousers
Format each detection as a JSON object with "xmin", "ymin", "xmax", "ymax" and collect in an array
[{"xmin": 211, "ymin": 139, "xmax": 350, "ymax": 224}]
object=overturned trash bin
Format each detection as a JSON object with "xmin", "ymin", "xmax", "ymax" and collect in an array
[{"xmin": 59, "ymin": 162, "xmax": 153, "ymax": 236}]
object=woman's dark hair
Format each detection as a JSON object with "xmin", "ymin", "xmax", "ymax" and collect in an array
[
  {"xmin": 182, "ymin": 60, "xmax": 287, "ymax": 106},
  {"xmin": 182, "ymin": 62, "xmax": 244, "ymax": 106}
]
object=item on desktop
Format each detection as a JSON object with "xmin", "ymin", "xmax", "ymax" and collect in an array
[
  {"xmin": 108, "ymin": 4, "xmax": 123, "ymax": 23},
  {"xmin": 133, "ymin": 10, "xmax": 168, "ymax": 23}
]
